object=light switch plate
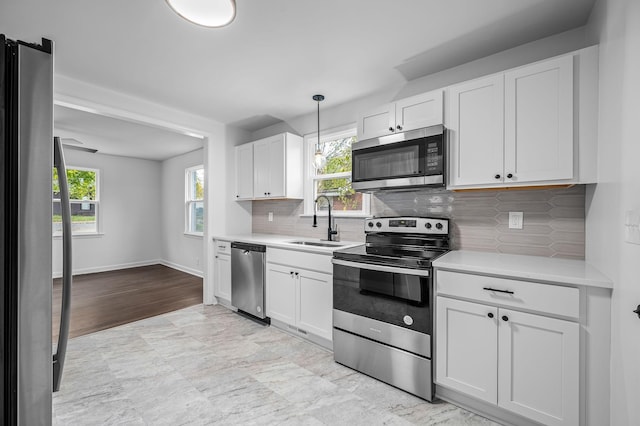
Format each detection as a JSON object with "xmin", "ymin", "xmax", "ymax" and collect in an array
[
  {"xmin": 509, "ymin": 212, "xmax": 523, "ymax": 229},
  {"xmin": 268, "ymin": 212, "xmax": 274, "ymax": 222},
  {"xmin": 624, "ymin": 210, "xmax": 640, "ymax": 244}
]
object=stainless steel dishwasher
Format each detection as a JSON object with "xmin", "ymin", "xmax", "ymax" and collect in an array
[{"xmin": 231, "ymin": 242, "xmax": 267, "ymax": 320}]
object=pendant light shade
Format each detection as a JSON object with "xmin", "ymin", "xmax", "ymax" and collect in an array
[
  {"xmin": 313, "ymin": 94, "xmax": 326, "ymax": 170},
  {"xmin": 166, "ymin": 0, "xmax": 236, "ymax": 28}
]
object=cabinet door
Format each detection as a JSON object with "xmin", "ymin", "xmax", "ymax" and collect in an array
[
  {"xmin": 395, "ymin": 90, "xmax": 443, "ymax": 133},
  {"xmin": 296, "ymin": 269, "xmax": 333, "ymax": 341},
  {"xmin": 235, "ymin": 143, "xmax": 254, "ymax": 200},
  {"xmin": 266, "ymin": 135, "xmax": 286, "ymax": 198},
  {"xmin": 435, "ymin": 297, "xmax": 498, "ymax": 404},
  {"xmin": 214, "ymin": 254, "xmax": 231, "ymax": 301},
  {"xmin": 448, "ymin": 75, "xmax": 505, "ymax": 187},
  {"xmin": 253, "ymin": 138, "xmax": 270, "ymax": 199},
  {"xmin": 357, "ymin": 103, "xmax": 395, "ymax": 141},
  {"xmin": 498, "ymin": 309, "xmax": 579, "ymax": 426},
  {"xmin": 265, "ymin": 263, "xmax": 296, "ymax": 325},
  {"xmin": 504, "ymin": 56, "xmax": 573, "ymax": 183}
]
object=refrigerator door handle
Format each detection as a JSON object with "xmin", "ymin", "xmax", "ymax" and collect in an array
[{"xmin": 52, "ymin": 136, "xmax": 72, "ymax": 392}]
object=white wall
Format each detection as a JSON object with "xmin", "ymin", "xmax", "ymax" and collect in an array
[
  {"xmin": 585, "ymin": 1, "xmax": 640, "ymax": 425},
  {"xmin": 161, "ymin": 148, "xmax": 205, "ymax": 276},
  {"xmin": 53, "ymin": 149, "xmax": 162, "ymax": 276},
  {"xmin": 251, "ymin": 27, "xmax": 592, "ymax": 141}
]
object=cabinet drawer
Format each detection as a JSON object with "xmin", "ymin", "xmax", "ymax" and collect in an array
[
  {"xmin": 436, "ymin": 270, "xmax": 579, "ymax": 319},
  {"xmin": 214, "ymin": 240, "xmax": 231, "ymax": 255},
  {"xmin": 267, "ymin": 248, "xmax": 332, "ymax": 273}
]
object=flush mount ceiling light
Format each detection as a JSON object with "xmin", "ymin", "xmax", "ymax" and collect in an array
[
  {"xmin": 313, "ymin": 94, "xmax": 326, "ymax": 170},
  {"xmin": 166, "ymin": 0, "xmax": 236, "ymax": 28}
]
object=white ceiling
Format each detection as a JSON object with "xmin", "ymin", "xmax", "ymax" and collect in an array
[
  {"xmin": 54, "ymin": 105, "xmax": 203, "ymax": 161},
  {"xmin": 2, "ymin": 0, "xmax": 596, "ymax": 156}
]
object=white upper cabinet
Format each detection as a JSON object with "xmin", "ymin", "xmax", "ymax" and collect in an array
[
  {"xmin": 235, "ymin": 132, "xmax": 303, "ymax": 201},
  {"xmin": 447, "ymin": 47, "xmax": 598, "ymax": 190},
  {"xmin": 504, "ymin": 55, "xmax": 574, "ymax": 183},
  {"xmin": 448, "ymin": 74, "xmax": 505, "ymax": 187},
  {"xmin": 357, "ymin": 90, "xmax": 443, "ymax": 141},
  {"xmin": 234, "ymin": 143, "xmax": 254, "ymax": 200}
]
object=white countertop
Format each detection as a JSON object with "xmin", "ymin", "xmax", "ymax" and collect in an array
[
  {"xmin": 433, "ymin": 250, "xmax": 612, "ymax": 289},
  {"xmin": 213, "ymin": 233, "xmax": 362, "ymax": 255}
]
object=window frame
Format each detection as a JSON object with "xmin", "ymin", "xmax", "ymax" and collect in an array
[
  {"xmin": 52, "ymin": 166, "xmax": 101, "ymax": 237},
  {"xmin": 185, "ymin": 164, "xmax": 205, "ymax": 236},
  {"xmin": 303, "ymin": 125, "xmax": 370, "ymax": 217}
]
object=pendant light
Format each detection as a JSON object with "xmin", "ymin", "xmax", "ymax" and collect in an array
[
  {"xmin": 313, "ymin": 94, "xmax": 326, "ymax": 170},
  {"xmin": 166, "ymin": 0, "xmax": 236, "ymax": 28}
]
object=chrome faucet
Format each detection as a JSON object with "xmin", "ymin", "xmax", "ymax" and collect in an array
[{"xmin": 313, "ymin": 195, "xmax": 338, "ymax": 241}]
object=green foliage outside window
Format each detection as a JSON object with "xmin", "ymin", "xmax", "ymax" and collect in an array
[
  {"xmin": 52, "ymin": 168, "xmax": 97, "ymax": 200},
  {"xmin": 316, "ymin": 136, "xmax": 358, "ymax": 210}
]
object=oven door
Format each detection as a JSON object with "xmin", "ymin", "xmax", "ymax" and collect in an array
[{"xmin": 332, "ymin": 259, "xmax": 432, "ymax": 335}]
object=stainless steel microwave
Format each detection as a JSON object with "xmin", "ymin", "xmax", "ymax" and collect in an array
[{"xmin": 351, "ymin": 125, "xmax": 446, "ymax": 192}]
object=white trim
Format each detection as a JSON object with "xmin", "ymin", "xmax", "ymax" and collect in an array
[
  {"xmin": 303, "ymin": 125, "xmax": 370, "ymax": 216},
  {"xmin": 53, "ymin": 259, "xmax": 162, "ymax": 279},
  {"xmin": 53, "ymin": 259, "xmax": 204, "ymax": 279},
  {"xmin": 158, "ymin": 260, "xmax": 204, "ymax": 278}
]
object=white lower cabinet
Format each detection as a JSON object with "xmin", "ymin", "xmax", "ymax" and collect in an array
[
  {"xmin": 436, "ymin": 295, "xmax": 579, "ymax": 426},
  {"xmin": 213, "ymin": 240, "xmax": 232, "ymax": 301},
  {"xmin": 266, "ymin": 253, "xmax": 333, "ymax": 342}
]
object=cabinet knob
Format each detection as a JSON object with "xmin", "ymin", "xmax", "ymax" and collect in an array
[
  {"xmin": 502, "ymin": 315, "xmax": 509, "ymax": 322},
  {"xmin": 290, "ymin": 271, "xmax": 294, "ymax": 276},
  {"xmin": 487, "ymin": 312, "xmax": 494, "ymax": 318},
  {"xmin": 295, "ymin": 272, "xmax": 299, "ymax": 276},
  {"xmin": 396, "ymin": 125, "xmax": 403, "ymax": 131},
  {"xmin": 495, "ymin": 174, "xmax": 501, "ymax": 179},
  {"xmin": 507, "ymin": 173, "xmax": 513, "ymax": 179},
  {"xmin": 236, "ymin": 195, "xmax": 239, "ymax": 198},
  {"xmin": 633, "ymin": 305, "xmax": 640, "ymax": 318},
  {"xmin": 264, "ymin": 192, "xmax": 267, "ymax": 196},
  {"xmin": 388, "ymin": 127, "xmax": 395, "ymax": 132}
]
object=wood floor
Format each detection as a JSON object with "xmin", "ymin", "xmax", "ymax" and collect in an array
[{"xmin": 52, "ymin": 264, "xmax": 203, "ymax": 341}]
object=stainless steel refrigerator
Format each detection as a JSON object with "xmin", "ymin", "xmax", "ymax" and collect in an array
[{"xmin": 1, "ymin": 35, "xmax": 73, "ymax": 425}]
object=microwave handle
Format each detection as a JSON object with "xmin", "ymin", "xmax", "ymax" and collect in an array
[{"xmin": 331, "ymin": 258, "xmax": 430, "ymax": 277}]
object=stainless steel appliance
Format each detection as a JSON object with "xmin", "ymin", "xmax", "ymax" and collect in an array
[
  {"xmin": 332, "ymin": 217, "xmax": 450, "ymax": 401},
  {"xmin": 1, "ymin": 35, "xmax": 73, "ymax": 425},
  {"xmin": 231, "ymin": 242, "xmax": 267, "ymax": 320},
  {"xmin": 351, "ymin": 125, "xmax": 446, "ymax": 192}
]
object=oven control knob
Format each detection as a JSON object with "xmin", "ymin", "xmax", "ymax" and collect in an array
[
  {"xmin": 376, "ymin": 222, "xmax": 382, "ymax": 228},
  {"xmin": 425, "ymin": 223, "xmax": 432, "ymax": 229},
  {"xmin": 368, "ymin": 221, "xmax": 374, "ymax": 228},
  {"xmin": 403, "ymin": 315, "xmax": 414, "ymax": 326},
  {"xmin": 436, "ymin": 223, "xmax": 443, "ymax": 230}
]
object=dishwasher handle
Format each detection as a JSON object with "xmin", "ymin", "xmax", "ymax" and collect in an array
[{"xmin": 231, "ymin": 241, "xmax": 267, "ymax": 253}]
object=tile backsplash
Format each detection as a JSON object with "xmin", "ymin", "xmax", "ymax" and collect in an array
[{"xmin": 252, "ymin": 185, "xmax": 585, "ymax": 259}]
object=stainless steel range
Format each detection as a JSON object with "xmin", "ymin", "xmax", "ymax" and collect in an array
[{"xmin": 331, "ymin": 216, "xmax": 450, "ymax": 401}]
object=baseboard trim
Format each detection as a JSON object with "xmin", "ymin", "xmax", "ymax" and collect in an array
[
  {"xmin": 52, "ymin": 259, "xmax": 204, "ymax": 279},
  {"xmin": 52, "ymin": 259, "xmax": 162, "ymax": 279},
  {"xmin": 158, "ymin": 260, "xmax": 203, "ymax": 278}
]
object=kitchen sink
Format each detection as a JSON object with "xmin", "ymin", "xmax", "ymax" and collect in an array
[{"xmin": 287, "ymin": 240, "xmax": 347, "ymax": 248}]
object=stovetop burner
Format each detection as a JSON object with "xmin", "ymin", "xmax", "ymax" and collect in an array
[{"xmin": 333, "ymin": 216, "xmax": 451, "ymax": 269}]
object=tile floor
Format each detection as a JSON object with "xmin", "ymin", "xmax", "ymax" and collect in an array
[{"xmin": 52, "ymin": 304, "xmax": 497, "ymax": 425}]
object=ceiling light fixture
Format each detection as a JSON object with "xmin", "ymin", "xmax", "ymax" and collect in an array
[
  {"xmin": 313, "ymin": 94, "xmax": 326, "ymax": 170},
  {"xmin": 166, "ymin": 0, "xmax": 236, "ymax": 28}
]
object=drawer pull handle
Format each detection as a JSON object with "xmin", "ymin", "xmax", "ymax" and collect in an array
[{"xmin": 483, "ymin": 287, "xmax": 514, "ymax": 295}]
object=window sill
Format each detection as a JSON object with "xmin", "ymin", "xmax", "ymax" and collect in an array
[
  {"xmin": 53, "ymin": 232, "xmax": 104, "ymax": 239},
  {"xmin": 184, "ymin": 232, "xmax": 204, "ymax": 238},
  {"xmin": 299, "ymin": 213, "xmax": 370, "ymax": 219}
]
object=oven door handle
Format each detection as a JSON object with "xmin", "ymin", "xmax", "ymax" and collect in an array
[{"xmin": 332, "ymin": 258, "xmax": 430, "ymax": 277}]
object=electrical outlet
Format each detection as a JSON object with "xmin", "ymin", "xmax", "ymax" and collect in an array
[
  {"xmin": 625, "ymin": 210, "xmax": 640, "ymax": 244},
  {"xmin": 268, "ymin": 212, "xmax": 273, "ymax": 222},
  {"xmin": 196, "ymin": 257, "xmax": 200, "ymax": 266},
  {"xmin": 509, "ymin": 212, "xmax": 523, "ymax": 229}
]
